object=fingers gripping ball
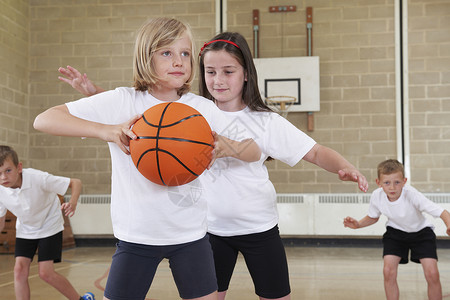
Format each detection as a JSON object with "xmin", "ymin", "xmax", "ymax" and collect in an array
[{"xmin": 130, "ymin": 102, "xmax": 214, "ymax": 186}]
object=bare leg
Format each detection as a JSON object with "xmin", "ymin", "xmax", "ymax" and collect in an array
[
  {"xmin": 183, "ymin": 291, "xmax": 218, "ymax": 300},
  {"xmin": 14, "ymin": 256, "xmax": 32, "ymax": 300},
  {"xmin": 218, "ymin": 291, "xmax": 226, "ymax": 300},
  {"xmin": 38, "ymin": 260, "xmax": 81, "ymax": 300},
  {"xmin": 261, "ymin": 295, "xmax": 290, "ymax": 300},
  {"xmin": 420, "ymin": 258, "xmax": 442, "ymax": 300},
  {"xmin": 383, "ymin": 255, "xmax": 401, "ymax": 300},
  {"xmin": 218, "ymin": 287, "xmax": 291, "ymax": 300}
]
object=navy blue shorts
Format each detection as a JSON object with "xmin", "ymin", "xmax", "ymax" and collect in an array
[
  {"xmin": 15, "ymin": 231, "xmax": 63, "ymax": 263},
  {"xmin": 383, "ymin": 226, "xmax": 437, "ymax": 264},
  {"xmin": 104, "ymin": 235, "xmax": 217, "ymax": 300},
  {"xmin": 209, "ymin": 225, "xmax": 290, "ymax": 299}
]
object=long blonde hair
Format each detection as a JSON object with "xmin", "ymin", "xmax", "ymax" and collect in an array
[{"xmin": 133, "ymin": 17, "xmax": 195, "ymax": 96}]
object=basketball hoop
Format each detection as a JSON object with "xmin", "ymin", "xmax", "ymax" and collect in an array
[{"xmin": 265, "ymin": 96, "xmax": 296, "ymax": 118}]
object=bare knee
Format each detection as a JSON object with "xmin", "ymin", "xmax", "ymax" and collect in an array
[
  {"xmin": 424, "ymin": 268, "xmax": 440, "ymax": 284},
  {"xmin": 421, "ymin": 258, "xmax": 441, "ymax": 285},
  {"xmin": 38, "ymin": 266, "xmax": 56, "ymax": 283},
  {"xmin": 14, "ymin": 260, "xmax": 30, "ymax": 282},
  {"xmin": 383, "ymin": 264, "xmax": 397, "ymax": 282}
]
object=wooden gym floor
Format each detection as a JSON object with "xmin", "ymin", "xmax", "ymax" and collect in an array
[{"xmin": 1, "ymin": 243, "xmax": 450, "ymax": 299}]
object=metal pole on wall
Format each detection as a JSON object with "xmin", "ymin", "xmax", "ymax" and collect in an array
[
  {"xmin": 253, "ymin": 9, "xmax": 260, "ymax": 58},
  {"xmin": 394, "ymin": 0, "xmax": 411, "ymax": 180},
  {"xmin": 216, "ymin": 0, "xmax": 227, "ymax": 33},
  {"xmin": 306, "ymin": 7, "xmax": 314, "ymax": 132},
  {"xmin": 307, "ymin": 7, "xmax": 313, "ymax": 56}
]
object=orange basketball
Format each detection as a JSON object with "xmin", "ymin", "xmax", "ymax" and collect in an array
[{"xmin": 129, "ymin": 102, "xmax": 214, "ymax": 186}]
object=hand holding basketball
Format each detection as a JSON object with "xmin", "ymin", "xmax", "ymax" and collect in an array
[
  {"xmin": 98, "ymin": 114, "xmax": 141, "ymax": 155},
  {"xmin": 209, "ymin": 134, "xmax": 261, "ymax": 168},
  {"xmin": 207, "ymin": 131, "xmax": 221, "ymax": 169}
]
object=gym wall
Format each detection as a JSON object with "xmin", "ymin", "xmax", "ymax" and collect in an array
[{"xmin": 1, "ymin": 0, "xmax": 449, "ymax": 195}]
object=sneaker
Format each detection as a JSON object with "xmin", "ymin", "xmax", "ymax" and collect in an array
[{"xmin": 82, "ymin": 292, "xmax": 95, "ymax": 300}]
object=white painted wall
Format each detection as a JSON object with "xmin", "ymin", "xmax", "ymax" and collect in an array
[{"xmin": 68, "ymin": 194, "xmax": 450, "ymax": 238}]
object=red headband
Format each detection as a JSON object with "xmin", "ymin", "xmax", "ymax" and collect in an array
[{"xmin": 199, "ymin": 39, "xmax": 240, "ymax": 56}]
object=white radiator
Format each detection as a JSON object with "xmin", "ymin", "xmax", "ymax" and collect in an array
[
  {"xmin": 67, "ymin": 193, "xmax": 450, "ymax": 238},
  {"xmin": 68, "ymin": 194, "xmax": 113, "ymax": 236}
]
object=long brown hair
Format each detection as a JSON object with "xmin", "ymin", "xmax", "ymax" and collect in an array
[{"xmin": 198, "ymin": 32, "xmax": 272, "ymax": 112}]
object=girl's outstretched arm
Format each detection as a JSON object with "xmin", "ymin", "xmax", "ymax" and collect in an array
[
  {"xmin": 208, "ymin": 132, "xmax": 261, "ymax": 168},
  {"xmin": 58, "ymin": 65, "xmax": 104, "ymax": 97},
  {"xmin": 303, "ymin": 144, "xmax": 368, "ymax": 192},
  {"xmin": 33, "ymin": 104, "xmax": 141, "ymax": 154}
]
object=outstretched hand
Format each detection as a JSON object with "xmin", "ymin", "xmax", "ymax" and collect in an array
[
  {"xmin": 343, "ymin": 216, "xmax": 359, "ymax": 229},
  {"xmin": 100, "ymin": 114, "xmax": 142, "ymax": 155},
  {"xmin": 338, "ymin": 168, "xmax": 368, "ymax": 192},
  {"xmin": 58, "ymin": 65, "xmax": 99, "ymax": 97}
]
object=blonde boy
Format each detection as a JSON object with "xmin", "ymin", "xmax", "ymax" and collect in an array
[{"xmin": 344, "ymin": 159, "xmax": 450, "ymax": 300}]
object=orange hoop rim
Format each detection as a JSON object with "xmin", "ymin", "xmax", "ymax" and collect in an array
[{"xmin": 265, "ymin": 96, "xmax": 296, "ymax": 104}]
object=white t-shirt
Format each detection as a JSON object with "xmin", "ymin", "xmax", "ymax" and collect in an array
[
  {"xmin": 0, "ymin": 168, "xmax": 69, "ymax": 239},
  {"xmin": 204, "ymin": 107, "xmax": 316, "ymax": 236},
  {"xmin": 367, "ymin": 185, "xmax": 444, "ymax": 232},
  {"xmin": 66, "ymin": 87, "xmax": 234, "ymax": 245}
]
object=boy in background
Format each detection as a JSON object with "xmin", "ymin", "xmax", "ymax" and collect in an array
[
  {"xmin": 344, "ymin": 159, "xmax": 450, "ymax": 300},
  {"xmin": 0, "ymin": 145, "xmax": 95, "ymax": 300}
]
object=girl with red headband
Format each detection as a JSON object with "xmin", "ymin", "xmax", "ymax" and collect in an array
[{"xmin": 197, "ymin": 32, "xmax": 367, "ymax": 300}]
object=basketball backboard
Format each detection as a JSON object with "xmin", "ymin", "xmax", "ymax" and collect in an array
[{"xmin": 253, "ymin": 56, "xmax": 320, "ymax": 112}]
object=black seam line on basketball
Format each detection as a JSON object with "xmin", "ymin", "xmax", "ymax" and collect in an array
[
  {"xmin": 155, "ymin": 103, "xmax": 173, "ymax": 186},
  {"xmin": 141, "ymin": 113, "xmax": 204, "ymax": 128},
  {"xmin": 137, "ymin": 148, "xmax": 201, "ymax": 176},
  {"xmin": 137, "ymin": 136, "xmax": 213, "ymax": 147},
  {"xmin": 136, "ymin": 148, "xmax": 200, "ymax": 181}
]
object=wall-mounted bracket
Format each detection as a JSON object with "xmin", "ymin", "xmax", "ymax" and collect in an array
[
  {"xmin": 253, "ymin": 9, "xmax": 260, "ymax": 58},
  {"xmin": 269, "ymin": 5, "xmax": 296, "ymax": 13}
]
